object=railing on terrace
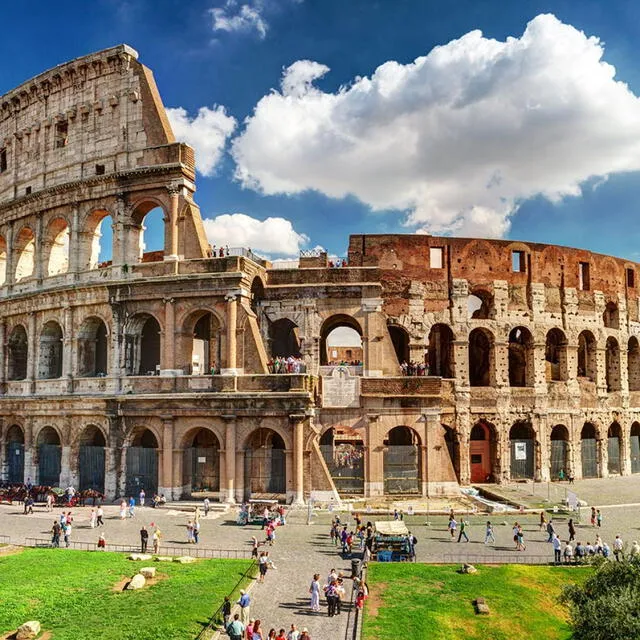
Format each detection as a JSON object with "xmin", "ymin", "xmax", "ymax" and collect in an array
[{"xmin": 319, "ymin": 365, "xmax": 363, "ymax": 376}]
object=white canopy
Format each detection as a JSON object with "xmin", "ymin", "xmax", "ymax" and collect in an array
[{"xmin": 375, "ymin": 520, "xmax": 409, "ymax": 536}]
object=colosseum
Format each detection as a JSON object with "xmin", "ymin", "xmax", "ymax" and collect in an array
[{"xmin": 0, "ymin": 44, "xmax": 638, "ymax": 503}]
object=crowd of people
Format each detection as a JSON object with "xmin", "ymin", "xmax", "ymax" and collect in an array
[
  {"xmin": 268, "ymin": 356, "xmax": 307, "ymax": 374},
  {"xmin": 400, "ymin": 360, "xmax": 429, "ymax": 376}
]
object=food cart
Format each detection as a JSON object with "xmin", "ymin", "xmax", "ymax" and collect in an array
[
  {"xmin": 373, "ymin": 520, "xmax": 412, "ymax": 562},
  {"xmin": 237, "ymin": 499, "xmax": 280, "ymax": 525}
]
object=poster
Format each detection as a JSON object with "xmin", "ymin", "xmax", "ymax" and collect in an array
[
  {"xmin": 197, "ymin": 456, "xmax": 206, "ymax": 463},
  {"xmin": 514, "ymin": 442, "xmax": 527, "ymax": 460}
]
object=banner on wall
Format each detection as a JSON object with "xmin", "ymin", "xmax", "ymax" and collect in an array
[{"xmin": 514, "ymin": 442, "xmax": 527, "ymax": 460}]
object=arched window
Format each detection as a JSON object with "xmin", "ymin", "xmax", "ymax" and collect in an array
[
  {"xmin": 468, "ymin": 290, "xmax": 493, "ymax": 319},
  {"xmin": 270, "ymin": 318, "xmax": 301, "ymax": 359},
  {"xmin": 629, "ymin": 337, "xmax": 640, "ymax": 392},
  {"xmin": 469, "ymin": 328, "xmax": 493, "ymax": 387},
  {"xmin": 0, "ymin": 235, "xmax": 7, "ymax": 285},
  {"xmin": 578, "ymin": 331, "xmax": 597, "ymax": 380},
  {"xmin": 45, "ymin": 217, "xmax": 70, "ymax": 277},
  {"xmin": 469, "ymin": 421, "xmax": 497, "ymax": 482},
  {"xmin": 14, "ymin": 227, "xmax": 35, "ymax": 281},
  {"xmin": 603, "ymin": 302, "xmax": 619, "ymax": 330},
  {"xmin": 550, "ymin": 425, "xmax": 569, "ymax": 480},
  {"xmin": 37, "ymin": 426, "xmax": 61, "ymax": 486},
  {"xmin": 428, "ymin": 324, "xmax": 454, "ymax": 378},
  {"xmin": 7, "ymin": 325, "xmax": 28, "ymax": 380},
  {"xmin": 77, "ymin": 317, "xmax": 108, "ymax": 377},
  {"xmin": 38, "ymin": 321, "xmax": 63, "ymax": 379},
  {"xmin": 319, "ymin": 427, "xmax": 365, "ymax": 495},
  {"xmin": 545, "ymin": 328, "xmax": 567, "ymax": 381},
  {"xmin": 244, "ymin": 428, "xmax": 286, "ymax": 497},
  {"xmin": 182, "ymin": 428, "xmax": 221, "ymax": 497},
  {"xmin": 124, "ymin": 314, "xmax": 161, "ymax": 375},
  {"xmin": 132, "ymin": 204, "xmax": 165, "ymax": 263},
  {"xmin": 581, "ymin": 423, "xmax": 598, "ymax": 478},
  {"xmin": 383, "ymin": 426, "xmax": 420, "ymax": 494},
  {"xmin": 509, "ymin": 421, "xmax": 535, "ymax": 479},
  {"xmin": 630, "ymin": 422, "xmax": 640, "ymax": 474},
  {"xmin": 320, "ymin": 315, "xmax": 363, "ymax": 367},
  {"xmin": 85, "ymin": 210, "xmax": 114, "ymax": 270},
  {"xmin": 508, "ymin": 326, "xmax": 533, "ymax": 387},
  {"xmin": 605, "ymin": 336, "xmax": 621, "ymax": 392},
  {"xmin": 608, "ymin": 422, "xmax": 622, "ymax": 475},
  {"xmin": 126, "ymin": 428, "xmax": 159, "ymax": 496},
  {"xmin": 78, "ymin": 425, "xmax": 106, "ymax": 493},
  {"xmin": 388, "ymin": 325, "xmax": 410, "ymax": 365},
  {"xmin": 5, "ymin": 424, "xmax": 25, "ymax": 483}
]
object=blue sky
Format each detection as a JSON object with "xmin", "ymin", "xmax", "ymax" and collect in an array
[{"xmin": 2, "ymin": 0, "xmax": 640, "ymax": 260}]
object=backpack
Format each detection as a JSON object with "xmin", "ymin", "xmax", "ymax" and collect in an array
[{"xmin": 412, "ymin": 535, "xmax": 418, "ymax": 545}]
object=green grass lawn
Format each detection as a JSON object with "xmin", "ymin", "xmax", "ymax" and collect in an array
[
  {"xmin": 363, "ymin": 563, "xmax": 588, "ymax": 640},
  {"xmin": 0, "ymin": 548, "xmax": 254, "ymax": 640}
]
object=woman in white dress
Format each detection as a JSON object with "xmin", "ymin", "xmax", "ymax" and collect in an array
[{"xmin": 309, "ymin": 573, "xmax": 321, "ymax": 612}]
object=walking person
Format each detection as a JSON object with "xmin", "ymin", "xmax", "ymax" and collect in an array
[
  {"xmin": 226, "ymin": 614, "xmax": 244, "ymax": 640},
  {"xmin": 140, "ymin": 526, "xmax": 148, "ymax": 553},
  {"xmin": 309, "ymin": 573, "xmax": 321, "ymax": 612},
  {"xmin": 258, "ymin": 551, "xmax": 269, "ymax": 583},
  {"xmin": 237, "ymin": 589, "xmax": 250, "ymax": 625},
  {"xmin": 597, "ymin": 509, "xmax": 603, "ymax": 528},
  {"xmin": 539, "ymin": 511, "xmax": 546, "ymax": 532},
  {"xmin": 590, "ymin": 507, "xmax": 597, "ymax": 527},
  {"xmin": 457, "ymin": 518, "xmax": 469, "ymax": 543},
  {"xmin": 119, "ymin": 499, "xmax": 127, "ymax": 520},
  {"xmin": 193, "ymin": 520, "xmax": 200, "ymax": 544},
  {"xmin": 547, "ymin": 518, "xmax": 556, "ymax": 542},
  {"xmin": 516, "ymin": 524, "xmax": 526, "ymax": 551},
  {"xmin": 568, "ymin": 518, "xmax": 576, "ymax": 542},
  {"xmin": 448, "ymin": 517, "xmax": 457, "ymax": 539},
  {"xmin": 203, "ymin": 497, "xmax": 210, "ymax": 517},
  {"xmin": 46, "ymin": 492, "xmax": 54, "ymax": 512},
  {"xmin": 139, "ymin": 489, "xmax": 145, "ymax": 507},
  {"xmin": 222, "ymin": 596, "xmax": 232, "ymax": 629},
  {"xmin": 96, "ymin": 505, "xmax": 104, "ymax": 527},
  {"xmin": 128, "ymin": 496, "xmax": 136, "ymax": 518},
  {"xmin": 186, "ymin": 520, "xmax": 194, "ymax": 544},
  {"xmin": 251, "ymin": 619, "xmax": 265, "ymax": 640},
  {"xmin": 484, "ymin": 521, "xmax": 495, "ymax": 544},
  {"xmin": 63, "ymin": 521, "xmax": 72, "ymax": 548},
  {"xmin": 614, "ymin": 535, "xmax": 624, "ymax": 561},
  {"xmin": 152, "ymin": 527, "xmax": 161, "ymax": 554},
  {"xmin": 51, "ymin": 520, "xmax": 61, "ymax": 548},
  {"xmin": 97, "ymin": 533, "xmax": 106, "ymax": 550},
  {"xmin": 552, "ymin": 533, "xmax": 562, "ymax": 565},
  {"xmin": 89, "ymin": 508, "xmax": 97, "ymax": 529}
]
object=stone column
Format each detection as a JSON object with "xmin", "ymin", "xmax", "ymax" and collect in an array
[
  {"xmin": 235, "ymin": 449, "xmax": 245, "ymax": 503},
  {"xmin": 110, "ymin": 302, "xmax": 123, "ymax": 391},
  {"xmin": 63, "ymin": 305, "xmax": 73, "ymax": 391},
  {"xmin": 69, "ymin": 203, "xmax": 80, "ymax": 279},
  {"xmin": 0, "ymin": 423, "xmax": 6, "ymax": 481},
  {"xmin": 362, "ymin": 298, "xmax": 383, "ymax": 377},
  {"xmin": 222, "ymin": 294, "xmax": 239, "ymax": 375},
  {"xmin": 494, "ymin": 340, "xmax": 509, "ymax": 388},
  {"xmin": 285, "ymin": 449, "xmax": 294, "ymax": 503},
  {"xmin": 0, "ymin": 317, "xmax": 6, "ymax": 389},
  {"xmin": 24, "ymin": 420, "xmax": 35, "ymax": 484},
  {"xmin": 159, "ymin": 417, "xmax": 174, "ymax": 500},
  {"xmin": 27, "ymin": 312, "xmax": 37, "ymax": 392},
  {"xmin": 4, "ymin": 222, "xmax": 14, "ymax": 289},
  {"xmin": 223, "ymin": 415, "xmax": 236, "ymax": 503},
  {"xmin": 59, "ymin": 443, "xmax": 71, "ymax": 488},
  {"xmin": 35, "ymin": 212, "xmax": 44, "ymax": 282},
  {"xmin": 161, "ymin": 297, "xmax": 176, "ymax": 373},
  {"xmin": 598, "ymin": 435, "xmax": 608, "ymax": 478},
  {"xmin": 291, "ymin": 415, "xmax": 305, "ymax": 505},
  {"xmin": 104, "ymin": 446, "xmax": 117, "ymax": 500},
  {"xmin": 452, "ymin": 340, "xmax": 469, "ymax": 386},
  {"xmin": 166, "ymin": 183, "xmax": 181, "ymax": 260},
  {"xmin": 365, "ymin": 415, "xmax": 384, "ymax": 496}
]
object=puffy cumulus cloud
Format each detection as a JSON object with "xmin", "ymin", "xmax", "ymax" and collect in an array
[
  {"xmin": 166, "ymin": 106, "xmax": 236, "ymax": 176},
  {"xmin": 202, "ymin": 213, "xmax": 309, "ymax": 256},
  {"xmin": 231, "ymin": 14, "xmax": 640, "ymax": 237},
  {"xmin": 210, "ymin": 0, "xmax": 267, "ymax": 38}
]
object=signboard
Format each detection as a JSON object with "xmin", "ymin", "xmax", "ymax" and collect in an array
[
  {"xmin": 514, "ymin": 442, "xmax": 527, "ymax": 460},
  {"xmin": 322, "ymin": 366, "xmax": 360, "ymax": 408},
  {"xmin": 197, "ymin": 457, "xmax": 206, "ymax": 464}
]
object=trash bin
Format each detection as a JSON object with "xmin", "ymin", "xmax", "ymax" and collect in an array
[{"xmin": 351, "ymin": 558, "xmax": 362, "ymax": 578}]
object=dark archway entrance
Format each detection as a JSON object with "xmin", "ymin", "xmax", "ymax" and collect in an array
[
  {"xmin": 183, "ymin": 429, "xmax": 220, "ymax": 497},
  {"xmin": 78, "ymin": 425, "xmax": 106, "ymax": 493},
  {"xmin": 470, "ymin": 421, "xmax": 496, "ymax": 483},
  {"xmin": 77, "ymin": 318, "xmax": 108, "ymax": 377},
  {"xmin": 469, "ymin": 328, "xmax": 493, "ymax": 387},
  {"xmin": 508, "ymin": 327, "xmax": 533, "ymax": 387},
  {"xmin": 608, "ymin": 422, "xmax": 622, "ymax": 475},
  {"xmin": 270, "ymin": 318, "xmax": 301, "ymax": 358},
  {"xmin": 7, "ymin": 326, "xmax": 27, "ymax": 380},
  {"xmin": 510, "ymin": 421, "xmax": 535, "ymax": 479},
  {"xmin": 383, "ymin": 426, "xmax": 420, "ymax": 494},
  {"xmin": 319, "ymin": 427, "xmax": 364, "ymax": 495},
  {"xmin": 550, "ymin": 425, "xmax": 569, "ymax": 480},
  {"xmin": 37, "ymin": 426, "xmax": 61, "ymax": 487},
  {"xmin": 428, "ymin": 324, "xmax": 454, "ymax": 378},
  {"xmin": 244, "ymin": 429, "xmax": 286, "ymax": 498},
  {"xmin": 38, "ymin": 321, "xmax": 63, "ymax": 379},
  {"xmin": 581, "ymin": 423, "xmax": 598, "ymax": 478},
  {"xmin": 5, "ymin": 425, "xmax": 24, "ymax": 483},
  {"xmin": 125, "ymin": 429, "xmax": 158, "ymax": 497},
  {"xmin": 388, "ymin": 325, "xmax": 410, "ymax": 365}
]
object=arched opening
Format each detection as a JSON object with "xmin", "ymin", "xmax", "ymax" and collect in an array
[
  {"xmin": 509, "ymin": 421, "xmax": 535, "ymax": 479},
  {"xmin": 508, "ymin": 326, "xmax": 534, "ymax": 387},
  {"xmin": 427, "ymin": 324, "xmax": 454, "ymax": 378},
  {"xmin": 77, "ymin": 317, "xmax": 108, "ymax": 377},
  {"xmin": 469, "ymin": 421, "xmax": 497, "ymax": 483},
  {"xmin": 608, "ymin": 422, "xmax": 622, "ymax": 475},
  {"xmin": 183, "ymin": 311, "xmax": 222, "ymax": 375},
  {"xmin": 469, "ymin": 328, "xmax": 493, "ymax": 387},
  {"xmin": 14, "ymin": 227, "xmax": 35, "ymax": 281},
  {"xmin": 603, "ymin": 302, "xmax": 619, "ymax": 330},
  {"xmin": 631, "ymin": 422, "xmax": 640, "ymax": 474},
  {"xmin": 7, "ymin": 325, "xmax": 28, "ymax": 380},
  {"xmin": 250, "ymin": 277, "xmax": 265, "ymax": 321},
  {"xmin": 578, "ymin": 331, "xmax": 597, "ymax": 380},
  {"xmin": 37, "ymin": 426, "xmax": 61, "ymax": 487},
  {"xmin": 545, "ymin": 328, "xmax": 568, "ymax": 381},
  {"xmin": 133, "ymin": 205, "xmax": 165, "ymax": 263},
  {"xmin": 550, "ymin": 425, "xmax": 570, "ymax": 480},
  {"xmin": 124, "ymin": 314, "xmax": 161, "ymax": 375},
  {"xmin": 581, "ymin": 423, "xmax": 598, "ymax": 478},
  {"xmin": 45, "ymin": 217, "xmax": 70, "ymax": 277},
  {"xmin": 383, "ymin": 426, "xmax": 420, "ymax": 494},
  {"xmin": 443, "ymin": 424, "xmax": 461, "ymax": 483},
  {"xmin": 468, "ymin": 290, "xmax": 493, "ymax": 319},
  {"xmin": 0, "ymin": 235, "xmax": 7, "ymax": 285},
  {"xmin": 628, "ymin": 338, "xmax": 640, "ymax": 392},
  {"xmin": 320, "ymin": 315, "xmax": 363, "ymax": 366},
  {"xmin": 78, "ymin": 425, "xmax": 106, "ymax": 493},
  {"xmin": 605, "ymin": 336, "xmax": 621, "ymax": 392},
  {"xmin": 5, "ymin": 424, "xmax": 24, "ymax": 483},
  {"xmin": 125, "ymin": 428, "xmax": 159, "ymax": 496},
  {"xmin": 388, "ymin": 325, "xmax": 410, "ymax": 366},
  {"xmin": 244, "ymin": 428, "xmax": 286, "ymax": 498},
  {"xmin": 86, "ymin": 210, "xmax": 114, "ymax": 270},
  {"xmin": 38, "ymin": 321, "xmax": 63, "ymax": 379},
  {"xmin": 269, "ymin": 318, "xmax": 301, "ymax": 359},
  {"xmin": 182, "ymin": 428, "xmax": 220, "ymax": 497},
  {"xmin": 319, "ymin": 426, "xmax": 365, "ymax": 495}
]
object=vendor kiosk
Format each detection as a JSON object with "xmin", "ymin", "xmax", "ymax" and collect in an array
[{"xmin": 373, "ymin": 520, "xmax": 412, "ymax": 562}]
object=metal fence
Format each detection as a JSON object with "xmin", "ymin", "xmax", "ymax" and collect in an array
[
  {"xmin": 0, "ymin": 534, "xmax": 10, "ymax": 545},
  {"xmin": 23, "ymin": 537, "xmax": 252, "ymax": 559}
]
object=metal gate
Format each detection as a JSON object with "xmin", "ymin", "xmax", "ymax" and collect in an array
[
  {"xmin": 244, "ymin": 448, "xmax": 285, "ymax": 496},
  {"xmin": 125, "ymin": 447, "xmax": 158, "ymax": 496},
  {"xmin": 320, "ymin": 444, "xmax": 364, "ymax": 494},
  {"xmin": 581, "ymin": 438, "xmax": 598, "ymax": 478},
  {"xmin": 184, "ymin": 447, "xmax": 220, "ymax": 493},
  {"xmin": 550, "ymin": 440, "xmax": 569, "ymax": 479},
  {"xmin": 631, "ymin": 436, "xmax": 640, "ymax": 473},
  {"xmin": 510, "ymin": 439, "xmax": 534, "ymax": 479},
  {"xmin": 79, "ymin": 446, "xmax": 105, "ymax": 492},
  {"xmin": 7, "ymin": 443, "xmax": 24, "ymax": 483},
  {"xmin": 608, "ymin": 437, "xmax": 621, "ymax": 475},
  {"xmin": 383, "ymin": 445, "xmax": 420, "ymax": 494},
  {"xmin": 38, "ymin": 444, "xmax": 61, "ymax": 486}
]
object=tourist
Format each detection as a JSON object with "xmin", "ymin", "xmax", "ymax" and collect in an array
[
  {"xmin": 227, "ymin": 614, "xmax": 245, "ymax": 640},
  {"xmin": 597, "ymin": 509, "xmax": 603, "ymax": 528},
  {"xmin": 140, "ymin": 526, "xmax": 149, "ymax": 553},
  {"xmin": 246, "ymin": 619, "xmax": 255, "ymax": 639},
  {"xmin": 276, "ymin": 629, "xmax": 286, "ymax": 640},
  {"xmin": 448, "ymin": 517, "xmax": 457, "ymax": 539},
  {"xmin": 546, "ymin": 518, "xmax": 556, "ymax": 542},
  {"xmin": 309, "ymin": 573, "xmax": 321, "ymax": 612},
  {"xmin": 187, "ymin": 520, "xmax": 194, "ymax": 543},
  {"xmin": 299, "ymin": 629, "xmax": 311, "ymax": 640},
  {"xmin": 484, "ymin": 521, "xmax": 495, "ymax": 544},
  {"xmin": 90, "ymin": 508, "xmax": 97, "ymax": 529},
  {"xmin": 586, "ymin": 541, "xmax": 596, "ymax": 556},
  {"xmin": 631, "ymin": 541, "xmax": 640, "ymax": 557},
  {"xmin": 64, "ymin": 520, "xmax": 72, "ymax": 548},
  {"xmin": 204, "ymin": 497, "xmax": 210, "ymax": 517},
  {"xmin": 222, "ymin": 596, "xmax": 232, "ymax": 628},
  {"xmin": 457, "ymin": 519, "xmax": 469, "ymax": 543},
  {"xmin": 96, "ymin": 505, "xmax": 104, "ymax": 527},
  {"xmin": 614, "ymin": 535, "xmax": 624, "ymax": 561},
  {"xmin": 516, "ymin": 524, "xmax": 526, "ymax": 551},
  {"xmin": 152, "ymin": 527, "xmax": 161, "ymax": 554},
  {"xmin": 335, "ymin": 578, "xmax": 346, "ymax": 613},
  {"xmin": 194, "ymin": 520, "xmax": 200, "ymax": 544},
  {"xmin": 324, "ymin": 579, "xmax": 338, "ymax": 617},
  {"xmin": 258, "ymin": 551, "xmax": 269, "ymax": 582},
  {"xmin": 268, "ymin": 629, "xmax": 277, "ymax": 640},
  {"xmin": 119, "ymin": 499, "xmax": 127, "ymax": 520},
  {"xmin": 594, "ymin": 534, "xmax": 603, "ymax": 553},
  {"xmin": 590, "ymin": 507, "xmax": 597, "ymax": 527},
  {"xmin": 237, "ymin": 590, "xmax": 250, "ymax": 624},
  {"xmin": 539, "ymin": 511, "xmax": 546, "ymax": 531},
  {"xmin": 51, "ymin": 520, "xmax": 61, "ymax": 548},
  {"xmin": 568, "ymin": 518, "xmax": 576, "ymax": 542},
  {"xmin": 512, "ymin": 522, "xmax": 520, "ymax": 550},
  {"xmin": 564, "ymin": 541, "xmax": 573, "ymax": 564},
  {"xmin": 97, "ymin": 533, "xmax": 106, "ymax": 550},
  {"xmin": 23, "ymin": 496, "xmax": 34, "ymax": 515},
  {"xmin": 286, "ymin": 624, "xmax": 299, "ymax": 640},
  {"xmin": 46, "ymin": 492, "xmax": 54, "ymax": 512},
  {"xmin": 602, "ymin": 542, "xmax": 611, "ymax": 558},
  {"xmin": 552, "ymin": 533, "xmax": 562, "ymax": 564},
  {"xmin": 128, "ymin": 496, "xmax": 136, "ymax": 518},
  {"xmin": 575, "ymin": 541, "xmax": 585, "ymax": 563},
  {"xmin": 139, "ymin": 489, "xmax": 146, "ymax": 507}
]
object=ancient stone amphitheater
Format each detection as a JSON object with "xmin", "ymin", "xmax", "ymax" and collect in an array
[{"xmin": 0, "ymin": 45, "xmax": 637, "ymax": 502}]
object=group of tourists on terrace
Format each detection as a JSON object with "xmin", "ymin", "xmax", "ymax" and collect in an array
[{"xmin": 268, "ymin": 356, "xmax": 307, "ymax": 374}]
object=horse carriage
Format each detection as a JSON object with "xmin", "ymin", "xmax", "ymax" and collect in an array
[{"xmin": 0, "ymin": 483, "xmax": 104, "ymax": 506}]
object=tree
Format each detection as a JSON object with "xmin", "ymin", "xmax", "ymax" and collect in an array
[{"xmin": 561, "ymin": 556, "xmax": 640, "ymax": 640}]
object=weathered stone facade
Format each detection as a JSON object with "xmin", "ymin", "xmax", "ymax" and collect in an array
[{"xmin": 0, "ymin": 46, "xmax": 637, "ymax": 503}]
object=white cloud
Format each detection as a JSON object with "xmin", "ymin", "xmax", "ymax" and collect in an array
[
  {"xmin": 231, "ymin": 14, "xmax": 640, "ymax": 237},
  {"xmin": 211, "ymin": 0, "xmax": 268, "ymax": 39},
  {"xmin": 202, "ymin": 213, "xmax": 309, "ymax": 256},
  {"xmin": 166, "ymin": 106, "xmax": 236, "ymax": 176}
]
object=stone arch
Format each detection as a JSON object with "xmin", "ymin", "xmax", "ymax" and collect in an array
[
  {"xmin": 0, "ymin": 234, "xmax": 7, "ymax": 285},
  {"xmin": 508, "ymin": 326, "xmax": 534, "ymax": 387},
  {"xmin": 14, "ymin": 225, "xmax": 35, "ymax": 281},
  {"xmin": 125, "ymin": 426, "xmax": 159, "ymax": 497},
  {"xmin": 550, "ymin": 425, "xmax": 570, "ymax": 480},
  {"xmin": 469, "ymin": 327, "xmax": 494, "ymax": 387},
  {"xmin": 269, "ymin": 318, "xmax": 301, "ymax": 359},
  {"xmin": 36, "ymin": 426, "xmax": 62, "ymax": 486},
  {"xmin": 545, "ymin": 328, "xmax": 568, "ymax": 381},
  {"xmin": 603, "ymin": 301, "xmax": 619, "ymax": 330},
  {"xmin": 509, "ymin": 421, "xmax": 535, "ymax": 479},
  {"xmin": 124, "ymin": 313, "xmax": 162, "ymax": 375},
  {"xmin": 469, "ymin": 420, "xmax": 498, "ymax": 483},
  {"xmin": 130, "ymin": 199, "xmax": 168, "ymax": 263},
  {"xmin": 607, "ymin": 421, "xmax": 622, "ymax": 475},
  {"xmin": 629, "ymin": 337, "xmax": 640, "ymax": 392},
  {"xmin": 178, "ymin": 309, "xmax": 223, "ymax": 375},
  {"xmin": 320, "ymin": 314, "xmax": 363, "ymax": 366},
  {"xmin": 250, "ymin": 276, "xmax": 266, "ymax": 319},
  {"xmin": 44, "ymin": 216, "xmax": 70, "ymax": 277},
  {"xmin": 383, "ymin": 425, "xmax": 421, "ymax": 494},
  {"xmin": 77, "ymin": 424, "xmax": 106, "ymax": 493},
  {"xmin": 38, "ymin": 320, "xmax": 63, "ymax": 379},
  {"xmin": 181, "ymin": 427, "xmax": 221, "ymax": 497},
  {"xmin": 77, "ymin": 316, "xmax": 109, "ymax": 377},
  {"xmin": 468, "ymin": 288, "xmax": 493, "ymax": 319},
  {"xmin": 244, "ymin": 427, "xmax": 286, "ymax": 498},
  {"xmin": 581, "ymin": 422, "xmax": 599, "ymax": 478},
  {"xmin": 427, "ymin": 323, "xmax": 454, "ymax": 378},
  {"xmin": 7, "ymin": 324, "xmax": 28, "ymax": 380},
  {"xmin": 605, "ymin": 336, "xmax": 621, "ymax": 392},
  {"xmin": 630, "ymin": 422, "xmax": 640, "ymax": 474},
  {"xmin": 83, "ymin": 208, "xmax": 114, "ymax": 270},
  {"xmin": 457, "ymin": 240, "xmax": 501, "ymax": 276},
  {"xmin": 318, "ymin": 425, "xmax": 365, "ymax": 495},
  {"xmin": 578, "ymin": 330, "xmax": 597, "ymax": 380},
  {"xmin": 5, "ymin": 424, "xmax": 24, "ymax": 483},
  {"xmin": 387, "ymin": 324, "xmax": 410, "ymax": 365}
]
